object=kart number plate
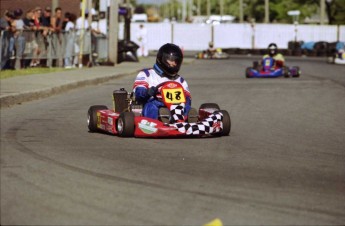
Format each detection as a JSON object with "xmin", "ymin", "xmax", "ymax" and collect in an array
[
  {"xmin": 264, "ymin": 60, "xmax": 271, "ymax": 66},
  {"xmin": 162, "ymin": 88, "xmax": 186, "ymax": 104}
]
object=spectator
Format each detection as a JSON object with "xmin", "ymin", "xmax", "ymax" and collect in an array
[
  {"xmin": 10, "ymin": 8, "xmax": 26, "ymax": 68},
  {"xmin": 51, "ymin": 7, "xmax": 63, "ymax": 66},
  {"xmin": 75, "ymin": 11, "xmax": 90, "ymax": 67},
  {"xmin": 76, "ymin": 11, "xmax": 89, "ymax": 31},
  {"xmin": 50, "ymin": 7, "xmax": 62, "ymax": 33},
  {"xmin": 90, "ymin": 12, "xmax": 104, "ymax": 65},
  {"xmin": 64, "ymin": 13, "xmax": 77, "ymax": 68},
  {"xmin": 41, "ymin": 6, "xmax": 52, "ymax": 28},
  {"xmin": 98, "ymin": 12, "xmax": 107, "ymax": 35},
  {"xmin": 62, "ymin": 12, "xmax": 71, "ymax": 30},
  {"xmin": 32, "ymin": 7, "xmax": 42, "ymax": 30},
  {"xmin": 22, "ymin": 9, "xmax": 38, "ymax": 68},
  {"xmin": 23, "ymin": 9, "xmax": 35, "ymax": 28},
  {"xmin": 31, "ymin": 6, "xmax": 51, "ymax": 67},
  {"xmin": 0, "ymin": 11, "xmax": 15, "ymax": 69}
]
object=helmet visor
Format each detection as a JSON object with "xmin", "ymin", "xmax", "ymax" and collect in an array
[{"xmin": 162, "ymin": 53, "xmax": 182, "ymax": 67}]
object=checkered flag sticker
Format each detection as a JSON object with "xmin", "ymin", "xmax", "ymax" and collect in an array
[
  {"xmin": 169, "ymin": 103, "xmax": 185, "ymax": 122},
  {"xmin": 172, "ymin": 112, "xmax": 224, "ymax": 135}
]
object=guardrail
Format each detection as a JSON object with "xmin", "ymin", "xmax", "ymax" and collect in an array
[{"xmin": 0, "ymin": 29, "xmax": 109, "ymax": 70}]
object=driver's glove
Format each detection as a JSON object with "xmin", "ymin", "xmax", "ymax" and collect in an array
[{"xmin": 147, "ymin": 86, "xmax": 158, "ymax": 97}]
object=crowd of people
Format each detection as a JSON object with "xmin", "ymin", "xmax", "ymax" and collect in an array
[{"xmin": 0, "ymin": 6, "xmax": 106, "ymax": 70}]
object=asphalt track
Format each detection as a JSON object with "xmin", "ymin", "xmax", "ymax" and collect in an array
[{"xmin": 1, "ymin": 56, "xmax": 345, "ymax": 225}]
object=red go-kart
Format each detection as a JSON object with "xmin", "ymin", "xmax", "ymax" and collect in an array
[{"xmin": 87, "ymin": 81, "xmax": 231, "ymax": 138}]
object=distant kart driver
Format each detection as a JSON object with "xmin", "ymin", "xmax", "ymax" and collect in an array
[
  {"xmin": 337, "ymin": 48, "xmax": 345, "ymax": 60},
  {"xmin": 206, "ymin": 41, "xmax": 217, "ymax": 58},
  {"xmin": 262, "ymin": 43, "xmax": 285, "ymax": 68},
  {"xmin": 133, "ymin": 43, "xmax": 191, "ymax": 122}
]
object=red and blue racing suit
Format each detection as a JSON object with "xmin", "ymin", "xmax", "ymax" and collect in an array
[{"xmin": 133, "ymin": 64, "xmax": 192, "ymax": 120}]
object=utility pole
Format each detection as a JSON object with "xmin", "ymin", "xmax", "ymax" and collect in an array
[
  {"xmin": 79, "ymin": 0, "xmax": 86, "ymax": 68},
  {"xmin": 182, "ymin": 0, "xmax": 186, "ymax": 22},
  {"xmin": 52, "ymin": 0, "xmax": 58, "ymax": 11},
  {"xmin": 87, "ymin": 0, "xmax": 92, "ymax": 26},
  {"xmin": 220, "ymin": 0, "xmax": 224, "ymax": 16},
  {"xmin": 320, "ymin": 0, "xmax": 325, "ymax": 25},
  {"xmin": 207, "ymin": 0, "xmax": 211, "ymax": 16},
  {"xmin": 109, "ymin": 0, "xmax": 118, "ymax": 65},
  {"xmin": 188, "ymin": 0, "xmax": 193, "ymax": 21},
  {"xmin": 239, "ymin": 0, "xmax": 243, "ymax": 23},
  {"xmin": 265, "ymin": 0, "xmax": 269, "ymax": 23}
]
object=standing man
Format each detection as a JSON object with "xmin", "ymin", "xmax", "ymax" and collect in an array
[{"xmin": 136, "ymin": 24, "xmax": 148, "ymax": 57}]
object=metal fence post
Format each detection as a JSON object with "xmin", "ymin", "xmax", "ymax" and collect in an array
[
  {"xmin": 211, "ymin": 24, "xmax": 214, "ymax": 44},
  {"xmin": 171, "ymin": 22, "xmax": 174, "ymax": 43},
  {"xmin": 0, "ymin": 31, "xmax": 3, "ymax": 69},
  {"xmin": 47, "ymin": 33, "xmax": 52, "ymax": 68}
]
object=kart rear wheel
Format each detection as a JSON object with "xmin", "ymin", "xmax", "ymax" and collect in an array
[
  {"xmin": 292, "ymin": 66, "xmax": 300, "ymax": 77},
  {"xmin": 117, "ymin": 112, "xmax": 135, "ymax": 137},
  {"xmin": 88, "ymin": 105, "xmax": 108, "ymax": 132},
  {"xmin": 199, "ymin": 103, "xmax": 220, "ymax": 111},
  {"xmin": 253, "ymin": 61, "xmax": 259, "ymax": 69},
  {"xmin": 218, "ymin": 110, "xmax": 231, "ymax": 136},
  {"xmin": 283, "ymin": 66, "xmax": 290, "ymax": 78},
  {"xmin": 245, "ymin": 67, "xmax": 252, "ymax": 78}
]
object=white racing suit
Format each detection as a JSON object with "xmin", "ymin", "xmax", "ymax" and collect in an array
[{"xmin": 133, "ymin": 64, "xmax": 192, "ymax": 120}]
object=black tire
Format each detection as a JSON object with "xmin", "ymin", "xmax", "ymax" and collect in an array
[
  {"xmin": 87, "ymin": 105, "xmax": 108, "ymax": 132},
  {"xmin": 117, "ymin": 112, "xmax": 135, "ymax": 137},
  {"xmin": 199, "ymin": 103, "xmax": 220, "ymax": 111},
  {"xmin": 253, "ymin": 61, "xmax": 259, "ymax": 69},
  {"xmin": 283, "ymin": 66, "xmax": 290, "ymax": 78},
  {"xmin": 293, "ymin": 66, "xmax": 301, "ymax": 77},
  {"xmin": 217, "ymin": 110, "xmax": 231, "ymax": 136},
  {"xmin": 245, "ymin": 67, "xmax": 252, "ymax": 78}
]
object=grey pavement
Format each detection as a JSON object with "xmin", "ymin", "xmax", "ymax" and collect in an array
[{"xmin": 0, "ymin": 57, "xmax": 194, "ymax": 109}]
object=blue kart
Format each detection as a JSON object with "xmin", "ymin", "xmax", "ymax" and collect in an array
[{"xmin": 245, "ymin": 57, "xmax": 301, "ymax": 78}]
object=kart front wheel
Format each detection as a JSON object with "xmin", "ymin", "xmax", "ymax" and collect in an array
[
  {"xmin": 117, "ymin": 112, "xmax": 135, "ymax": 137},
  {"xmin": 88, "ymin": 105, "xmax": 108, "ymax": 132},
  {"xmin": 219, "ymin": 110, "xmax": 231, "ymax": 136}
]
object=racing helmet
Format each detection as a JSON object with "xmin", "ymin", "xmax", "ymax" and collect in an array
[
  {"xmin": 156, "ymin": 43, "xmax": 183, "ymax": 79},
  {"xmin": 209, "ymin": 41, "xmax": 214, "ymax": 48},
  {"xmin": 268, "ymin": 43, "xmax": 278, "ymax": 57}
]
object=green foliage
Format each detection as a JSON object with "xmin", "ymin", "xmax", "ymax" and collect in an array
[
  {"xmin": 132, "ymin": 0, "xmax": 345, "ymax": 24},
  {"xmin": 0, "ymin": 68, "xmax": 69, "ymax": 80}
]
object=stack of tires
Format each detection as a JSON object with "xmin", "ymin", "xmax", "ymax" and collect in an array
[
  {"xmin": 290, "ymin": 41, "xmax": 344, "ymax": 57},
  {"xmin": 288, "ymin": 41, "xmax": 304, "ymax": 56}
]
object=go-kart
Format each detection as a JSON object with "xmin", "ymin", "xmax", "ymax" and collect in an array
[
  {"xmin": 87, "ymin": 81, "xmax": 231, "ymax": 138},
  {"xmin": 195, "ymin": 48, "xmax": 230, "ymax": 59},
  {"xmin": 327, "ymin": 51, "xmax": 345, "ymax": 65},
  {"xmin": 245, "ymin": 57, "xmax": 301, "ymax": 78}
]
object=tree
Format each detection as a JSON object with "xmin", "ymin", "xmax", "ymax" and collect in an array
[{"xmin": 292, "ymin": 0, "xmax": 345, "ymax": 24}]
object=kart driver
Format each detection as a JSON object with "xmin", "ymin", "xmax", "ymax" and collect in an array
[
  {"xmin": 263, "ymin": 43, "xmax": 285, "ymax": 68},
  {"xmin": 133, "ymin": 43, "xmax": 191, "ymax": 122},
  {"xmin": 337, "ymin": 48, "xmax": 345, "ymax": 60},
  {"xmin": 206, "ymin": 41, "xmax": 217, "ymax": 58}
]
